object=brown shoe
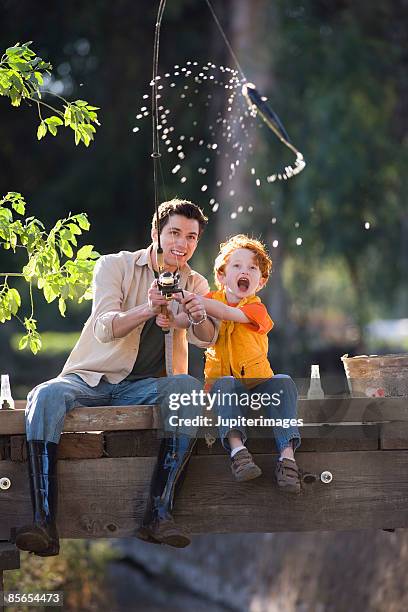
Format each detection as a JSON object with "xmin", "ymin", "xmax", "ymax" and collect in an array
[
  {"xmin": 275, "ymin": 458, "xmax": 301, "ymax": 494},
  {"xmin": 231, "ymin": 448, "xmax": 262, "ymax": 482},
  {"xmin": 137, "ymin": 516, "xmax": 191, "ymax": 548}
]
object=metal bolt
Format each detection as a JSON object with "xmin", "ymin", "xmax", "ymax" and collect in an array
[
  {"xmin": 0, "ymin": 477, "xmax": 11, "ymax": 490},
  {"xmin": 320, "ymin": 471, "xmax": 333, "ymax": 484}
]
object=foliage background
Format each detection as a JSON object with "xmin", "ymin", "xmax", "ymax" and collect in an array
[{"xmin": 0, "ymin": 0, "xmax": 407, "ymax": 397}]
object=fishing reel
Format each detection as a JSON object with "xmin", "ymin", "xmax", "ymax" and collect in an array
[
  {"xmin": 157, "ymin": 271, "xmax": 184, "ymax": 335},
  {"xmin": 157, "ymin": 271, "xmax": 184, "ymax": 300}
]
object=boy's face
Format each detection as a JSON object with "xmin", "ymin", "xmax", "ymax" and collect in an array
[
  {"xmin": 218, "ymin": 248, "xmax": 266, "ymax": 303},
  {"xmin": 151, "ymin": 214, "xmax": 200, "ymax": 271}
]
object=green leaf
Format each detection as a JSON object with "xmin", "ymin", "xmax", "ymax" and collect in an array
[
  {"xmin": 75, "ymin": 214, "xmax": 90, "ymax": 230},
  {"xmin": 60, "ymin": 239, "xmax": 73, "ymax": 257},
  {"xmin": 68, "ymin": 223, "xmax": 82, "ymax": 235},
  {"xmin": 63, "ymin": 105, "xmax": 72, "ymax": 127},
  {"xmin": 43, "ymin": 283, "xmax": 58, "ymax": 303},
  {"xmin": 29, "ymin": 337, "xmax": 41, "ymax": 354},
  {"xmin": 8, "ymin": 288, "xmax": 21, "ymax": 313},
  {"xmin": 37, "ymin": 121, "xmax": 47, "ymax": 140},
  {"xmin": 45, "ymin": 116, "xmax": 63, "ymax": 126},
  {"xmin": 58, "ymin": 297, "xmax": 66, "ymax": 317},
  {"xmin": 34, "ymin": 71, "xmax": 43, "ymax": 85},
  {"xmin": 76, "ymin": 244, "xmax": 94, "ymax": 260},
  {"xmin": 18, "ymin": 335, "xmax": 29, "ymax": 350}
]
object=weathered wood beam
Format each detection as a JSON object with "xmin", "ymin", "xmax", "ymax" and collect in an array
[
  {"xmin": 9, "ymin": 434, "xmax": 105, "ymax": 461},
  {"xmin": 1, "ymin": 397, "xmax": 408, "ymax": 435},
  {"xmin": 0, "ymin": 542, "xmax": 20, "ymax": 572},
  {"xmin": 381, "ymin": 422, "xmax": 408, "ymax": 450},
  {"xmin": 0, "ymin": 405, "xmax": 161, "ymax": 435},
  {"xmin": 1, "ymin": 450, "xmax": 407, "ymax": 539}
]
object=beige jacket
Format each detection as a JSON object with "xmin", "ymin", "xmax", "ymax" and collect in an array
[{"xmin": 60, "ymin": 246, "xmax": 218, "ymax": 386}]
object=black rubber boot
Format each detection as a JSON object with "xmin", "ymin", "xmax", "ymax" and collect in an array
[
  {"xmin": 15, "ymin": 441, "xmax": 60, "ymax": 557},
  {"xmin": 137, "ymin": 434, "xmax": 196, "ymax": 547}
]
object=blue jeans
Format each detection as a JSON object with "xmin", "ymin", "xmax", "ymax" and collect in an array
[
  {"xmin": 25, "ymin": 373, "xmax": 203, "ymax": 443},
  {"xmin": 211, "ymin": 375, "xmax": 301, "ymax": 454}
]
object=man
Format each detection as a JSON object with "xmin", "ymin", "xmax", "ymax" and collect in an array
[{"xmin": 15, "ymin": 199, "xmax": 218, "ymax": 555}]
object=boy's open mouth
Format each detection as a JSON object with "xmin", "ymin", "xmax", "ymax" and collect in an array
[{"xmin": 237, "ymin": 277, "xmax": 250, "ymax": 291}]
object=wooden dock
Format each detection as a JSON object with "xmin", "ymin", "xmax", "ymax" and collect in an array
[{"xmin": 1, "ymin": 397, "xmax": 408, "ymax": 542}]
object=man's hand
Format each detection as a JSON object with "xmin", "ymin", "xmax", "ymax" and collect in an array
[
  {"xmin": 155, "ymin": 311, "xmax": 175, "ymax": 330},
  {"xmin": 148, "ymin": 280, "xmax": 170, "ymax": 315}
]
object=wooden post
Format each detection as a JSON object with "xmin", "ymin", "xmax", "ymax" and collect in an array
[{"xmin": 0, "ymin": 542, "xmax": 20, "ymax": 612}]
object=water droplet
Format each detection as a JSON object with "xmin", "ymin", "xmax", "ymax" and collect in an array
[
  {"xmin": 229, "ymin": 190, "xmax": 235, "ymax": 197},
  {"xmin": 256, "ymin": 179, "xmax": 261, "ymax": 187},
  {"xmin": 237, "ymin": 206, "xmax": 243, "ymax": 213},
  {"xmin": 364, "ymin": 222, "xmax": 370, "ymax": 230},
  {"xmin": 272, "ymin": 240, "xmax": 279, "ymax": 248},
  {"xmin": 172, "ymin": 165, "xmax": 181, "ymax": 174},
  {"xmin": 132, "ymin": 127, "xmax": 139, "ymax": 132},
  {"xmin": 296, "ymin": 237, "xmax": 303, "ymax": 246},
  {"xmin": 272, "ymin": 217, "xmax": 277, "ymax": 224},
  {"xmin": 248, "ymin": 206, "xmax": 254, "ymax": 212},
  {"xmin": 180, "ymin": 177, "xmax": 187, "ymax": 183},
  {"xmin": 212, "ymin": 203, "xmax": 219, "ymax": 212},
  {"xmin": 201, "ymin": 185, "xmax": 208, "ymax": 192},
  {"xmin": 230, "ymin": 212, "xmax": 237, "ymax": 219}
]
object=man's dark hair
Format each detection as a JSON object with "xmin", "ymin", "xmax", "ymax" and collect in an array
[{"xmin": 151, "ymin": 198, "xmax": 208, "ymax": 237}]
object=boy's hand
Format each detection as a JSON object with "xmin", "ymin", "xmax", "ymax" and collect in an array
[
  {"xmin": 178, "ymin": 292, "xmax": 207, "ymax": 323},
  {"xmin": 173, "ymin": 290, "xmax": 194, "ymax": 303}
]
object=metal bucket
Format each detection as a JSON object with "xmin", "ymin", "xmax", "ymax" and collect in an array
[{"xmin": 341, "ymin": 353, "xmax": 408, "ymax": 397}]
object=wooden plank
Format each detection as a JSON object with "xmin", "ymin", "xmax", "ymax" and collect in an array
[
  {"xmin": 297, "ymin": 396, "xmax": 408, "ymax": 423},
  {"xmin": 0, "ymin": 438, "xmax": 8, "ymax": 461},
  {"xmin": 0, "ymin": 405, "xmax": 160, "ymax": 435},
  {"xmin": 0, "ymin": 542, "xmax": 20, "ymax": 571},
  {"xmin": 197, "ymin": 425, "xmax": 379, "ymax": 455},
  {"xmin": 1, "ymin": 450, "xmax": 408, "ymax": 539},
  {"xmin": 2, "ymin": 397, "xmax": 408, "ymax": 435},
  {"xmin": 104, "ymin": 426, "xmax": 379, "ymax": 457},
  {"xmin": 104, "ymin": 430, "xmax": 161, "ymax": 457},
  {"xmin": 9, "ymin": 434, "xmax": 104, "ymax": 461},
  {"xmin": 381, "ymin": 422, "xmax": 408, "ymax": 450}
]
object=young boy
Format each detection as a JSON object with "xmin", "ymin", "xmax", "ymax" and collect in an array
[{"xmin": 157, "ymin": 234, "xmax": 302, "ymax": 493}]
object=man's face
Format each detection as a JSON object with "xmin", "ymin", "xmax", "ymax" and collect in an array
[{"xmin": 151, "ymin": 214, "xmax": 200, "ymax": 271}]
